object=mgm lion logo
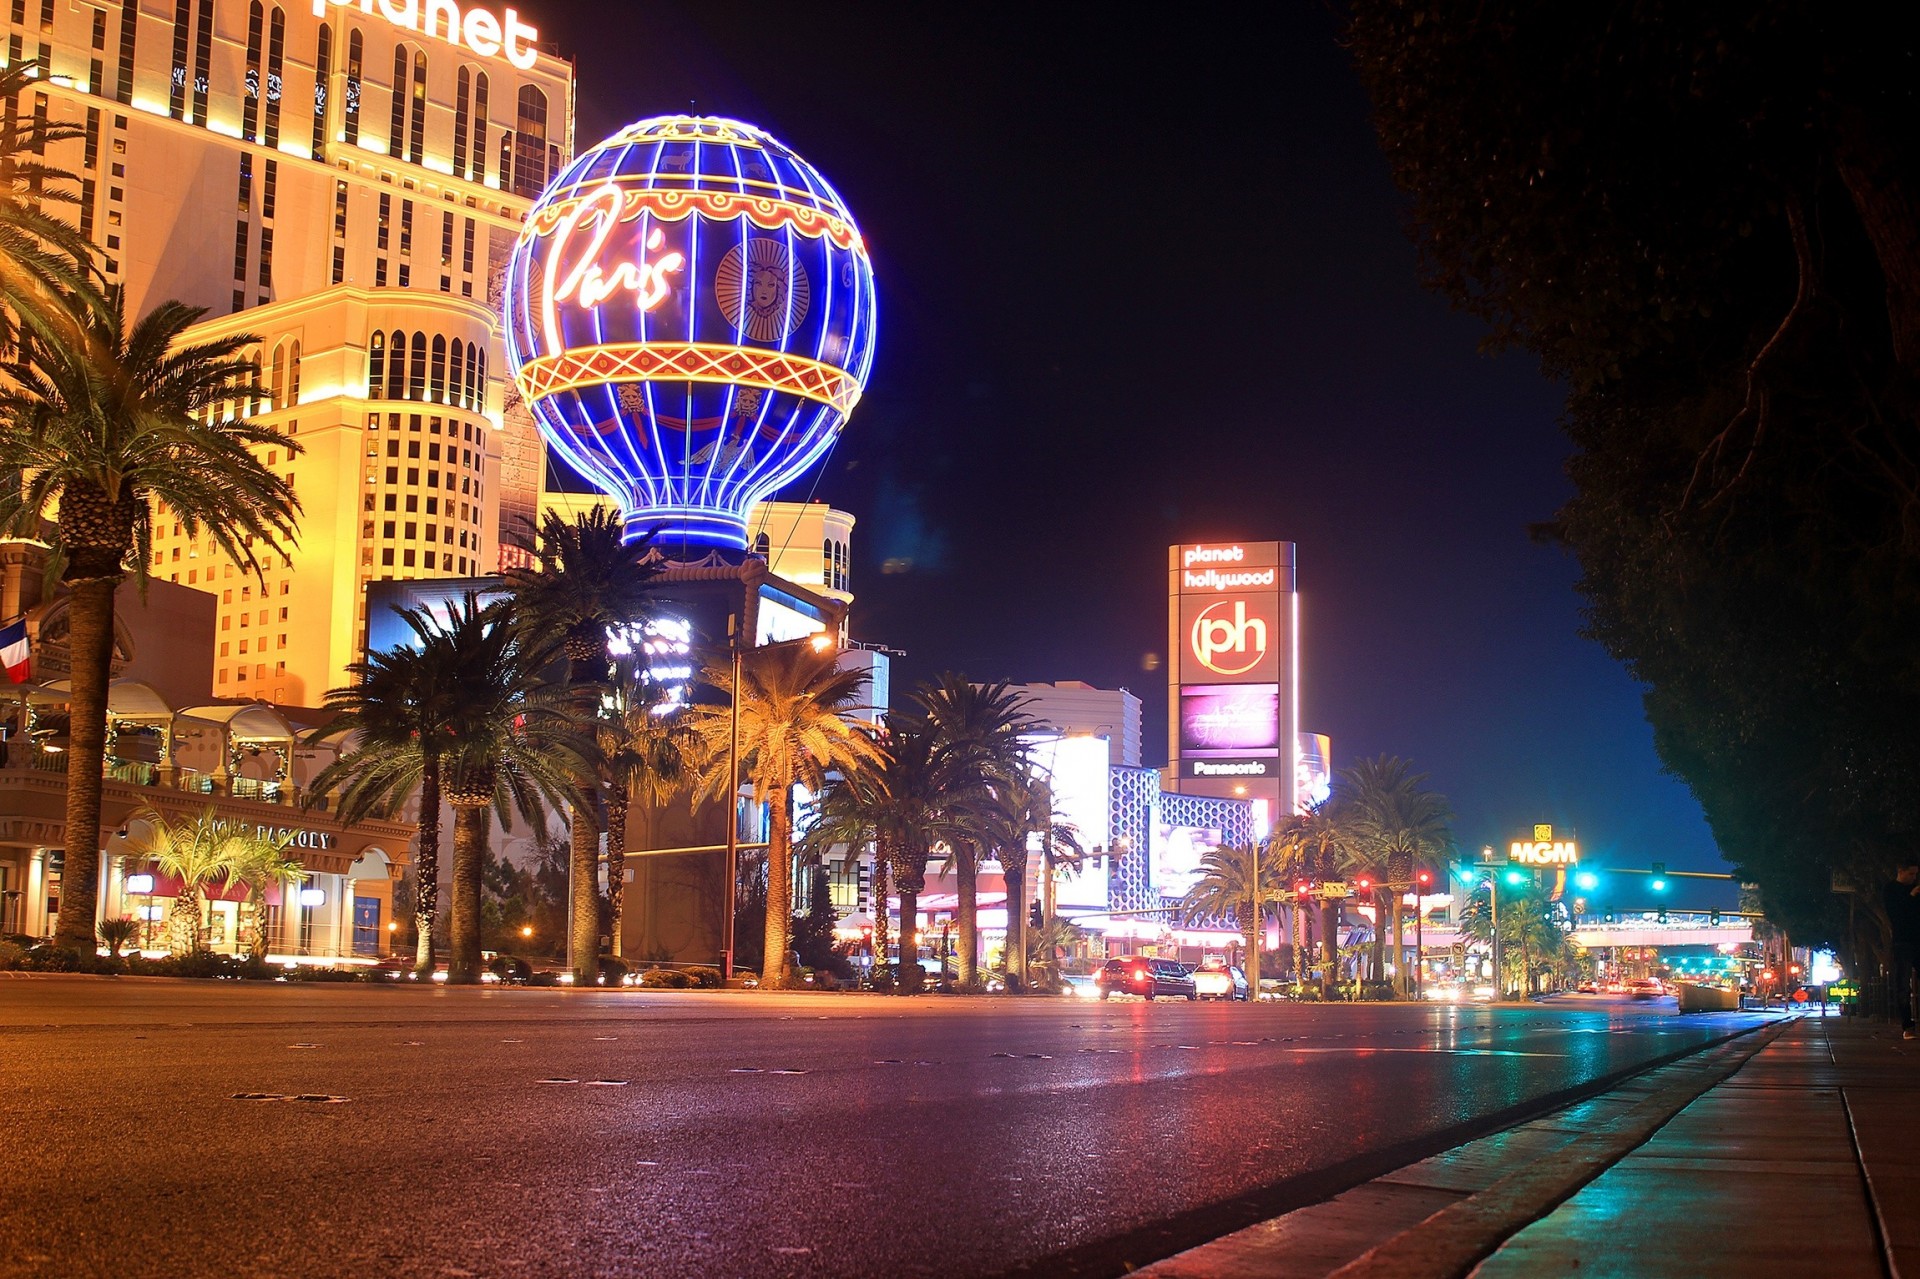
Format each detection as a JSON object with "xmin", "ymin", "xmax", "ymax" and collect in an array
[{"xmin": 715, "ymin": 236, "xmax": 810, "ymax": 342}]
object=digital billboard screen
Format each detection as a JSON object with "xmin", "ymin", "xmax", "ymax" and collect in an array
[
  {"xmin": 1178, "ymin": 684, "xmax": 1281, "ymax": 757},
  {"xmin": 1297, "ymin": 732, "xmax": 1332, "ymax": 810},
  {"xmin": 1152, "ymin": 821, "xmax": 1223, "ymax": 898}
]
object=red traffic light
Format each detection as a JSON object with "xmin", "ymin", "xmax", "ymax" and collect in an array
[
  {"xmin": 1356, "ymin": 877, "xmax": 1372, "ymax": 891},
  {"xmin": 1295, "ymin": 881, "xmax": 1312, "ymax": 895},
  {"xmin": 1415, "ymin": 870, "xmax": 1432, "ymax": 886}
]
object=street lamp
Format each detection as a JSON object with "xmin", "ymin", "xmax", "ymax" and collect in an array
[{"xmin": 1414, "ymin": 868, "xmax": 1431, "ymax": 1000}]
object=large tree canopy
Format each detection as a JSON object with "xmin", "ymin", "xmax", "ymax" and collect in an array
[{"xmin": 1347, "ymin": 4, "xmax": 1920, "ymax": 952}]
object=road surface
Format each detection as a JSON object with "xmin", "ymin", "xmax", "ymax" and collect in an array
[{"xmin": 0, "ymin": 978, "xmax": 1766, "ymax": 1278}]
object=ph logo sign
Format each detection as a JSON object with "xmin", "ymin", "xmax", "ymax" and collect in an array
[{"xmin": 1190, "ymin": 598, "xmax": 1268, "ymax": 677}]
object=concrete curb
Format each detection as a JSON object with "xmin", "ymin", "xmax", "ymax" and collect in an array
[{"xmin": 1136, "ymin": 1016, "xmax": 1795, "ymax": 1279}]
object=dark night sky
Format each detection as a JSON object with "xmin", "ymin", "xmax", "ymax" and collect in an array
[{"xmin": 541, "ymin": 2, "xmax": 1729, "ymax": 887}]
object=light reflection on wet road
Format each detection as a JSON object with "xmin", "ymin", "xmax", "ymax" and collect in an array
[{"xmin": 0, "ymin": 980, "xmax": 1768, "ymax": 1278}]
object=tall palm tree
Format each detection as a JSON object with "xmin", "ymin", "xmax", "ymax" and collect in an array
[
  {"xmin": 1272, "ymin": 806, "xmax": 1352, "ymax": 991},
  {"xmin": 1460, "ymin": 882, "xmax": 1565, "ymax": 996},
  {"xmin": 913, "ymin": 676, "xmax": 1034, "ymax": 985},
  {"xmin": 0, "ymin": 62, "xmax": 103, "ymax": 352},
  {"xmin": 800, "ymin": 762, "xmax": 891, "ymax": 977},
  {"xmin": 1179, "ymin": 842, "xmax": 1285, "ymax": 990},
  {"xmin": 429, "ymin": 595, "xmax": 590, "ymax": 984},
  {"xmin": 978, "ymin": 768, "xmax": 1076, "ymax": 989},
  {"xmin": 502, "ymin": 510, "xmax": 660, "ymax": 985},
  {"xmin": 226, "ymin": 826, "xmax": 304, "ymax": 960},
  {"xmin": 306, "ymin": 607, "xmax": 462, "ymax": 975},
  {"xmin": 594, "ymin": 673, "xmax": 692, "ymax": 957},
  {"xmin": 867, "ymin": 718, "xmax": 955, "ymax": 992},
  {"xmin": 0, "ymin": 288, "xmax": 299, "ymax": 953},
  {"xmin": 1340, "ymin": 756, "xmax": 1454, "ymax": 997},
  {"xmin": 685, "ymin": 643, "xmax": 881, "ymax": 987},
  {"xmin": 123, "ymin": 805, "xmax": 242, "ymax": 955}
]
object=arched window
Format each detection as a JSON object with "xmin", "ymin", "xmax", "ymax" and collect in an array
[
  {"xmin": 512, "ymin": 85, "xmax": 548, "ymax": 197},
  {"xmin": 498, "ymin": 131, "xmax": 512, "ymax": 192},
  {"xmin": 448, "ymin": 339, "xmax": 464, "ymax": 409},
  {"xmin": 408, "ymin": 330, "xmax": 426, "ymax": 400},
  {"xmin": 263, "ymin": 7, "xmax": 286, "ymax": 148},
  {"xmin": 386, "ymin": 329, "xmax": 406, "ymax": 399},
  {"xmin": 407, "ymin": 49, "xmax": 426, "ymax": 164},
  {"xmin": 430, "ymin": 335, "xmax": 447, "ymax": 403},
  {"xmin": 287, "ymin": 339, "xmax": 301, "ymax": 404},
  {"xmin": 368, "ymin": 330, "xmax": 385, "ymax": 399},
  {"xmin": 342, "ymin": 28, "xmax": 361, "ymax": 145},
  {"xmin": 387, "ymin": 45, "xmax": 407, "ymax": 157},
  {"xmin": 453, "ymin": 66, "xmax": 470, "ymax": 177},
  {"xmin": 476, "ymin": 345, "xmax": 486, "ymax": 402},
  {"xmin": 470, "ymin": 70, "xmax": 488, "ymax": 182},
  {"xmin": 310, "ymin": 23, "xmax": 332, "ymax": 160},
  {"xmin": 242, "ymin": 2, "xmax": 263, "ymax": 141},
  {"xmin": 269, "ymin": 341, "xmax": 286, "ymax": 410},
  {"xmin": 755, "ymin": 533, "xmax": 771, "ymax": 556},
  {"xmin": 467, "ymin": 341, "xmax": 480, "ymax": 407}
]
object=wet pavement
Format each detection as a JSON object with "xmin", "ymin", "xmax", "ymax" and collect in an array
[{"xmin": 0, "ymin": 979, "xmax": 1767, "ymax": 1278}]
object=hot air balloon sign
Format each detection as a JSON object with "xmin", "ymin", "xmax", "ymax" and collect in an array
[{"xmin": 503, "ymin": 116, "xmax": 878, "ymax": 554}]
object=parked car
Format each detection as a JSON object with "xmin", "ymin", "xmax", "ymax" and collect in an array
[
  {"xmin": 1192, "ymin": 961, "xmax": 1249, "ymax": 1001},
  {"xmin": 1096, "ymin": 956, "xmax": 1198, "ymax": 1000}
]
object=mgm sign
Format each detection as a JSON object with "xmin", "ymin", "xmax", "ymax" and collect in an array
[{"xmin": 1510, "ymin": 823, "xmax": 1578, "ymax": 868}]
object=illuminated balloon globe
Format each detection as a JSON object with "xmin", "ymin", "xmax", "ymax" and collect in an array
[{"xmin": 503, "ymin": 115, "xmax": 877, "ymax": 554}]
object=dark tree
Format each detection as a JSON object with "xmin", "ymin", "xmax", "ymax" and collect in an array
[{"xmin": 1349, "ymin": 3, "xmax": 1920, "ymax": 952}]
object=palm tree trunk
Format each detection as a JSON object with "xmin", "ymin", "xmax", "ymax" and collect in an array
[
  {"xmin": 870, "ymin": 851, "xmax": 890, "ymax": 981},
  {"xmin": 413, "ymin": 757, "xmax": 440, "ymax": 977},
  {"xmin": 172, "ymin": 883, "xmax": 203, "ymax": 954},
  {"xmin": 1389, "ymin": 893, "xmax": 1405, "ymax": 998},
  {"xmin": 447, "ymin": 800, "xmax": 489, "ymax": 984},
  {"xmin": 761, "ymin": 783, "xmax": 794, "ymax": 987},
  {"xmin": 568, "ymin": 798, "xmax": 601, "ymax": 985},
  {"xmin": 1004, "ymin": 864, "xmax": 1026, "ymax": 988},
  {"xmin": 896, "ymin": 880, "xmax": 919, "ymax": 992},
  {"xmin": 1369, "ymin": 888, "xmax": 1386, "ymax": 987},
  {"xmin": 52, "ymin": 575, "xmax": 116, "ymax": 952},
  {"xmin": 956, "ymin": 842, "xmax": 978, "ymax": 987},
  {"xmin": 605, "ymin": 785, "xmax": 629, "ymax": 959},
  {"xmin": 1321, "ymin": 899, "xmax": 1338, "ymax": 997}
]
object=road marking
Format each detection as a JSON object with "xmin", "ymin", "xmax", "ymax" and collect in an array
[
  {"xmin": 583, "ymin": 1079, "xmax": 628, "ymax": 1087},
  {"xmin": 1276, "ymin": 1047, "xmax": 1569, "ymax": 1057},
  {"xmin": 287, "ymin": 1043, "xmax": 321, "ymax": 1050},
  {"xmin": 534, "ymin": 1078, "xmax": 579, "ymax": 1085}
]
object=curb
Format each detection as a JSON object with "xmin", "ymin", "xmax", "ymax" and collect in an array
[{"xmin": 1130, "ymin": 1015, "xmax": 1792, "ymax": 1279}]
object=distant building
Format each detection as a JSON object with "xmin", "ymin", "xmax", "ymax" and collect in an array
[{"xmin": 1001, "ymin": 681, "xmax": 1142, "ymax": 767}]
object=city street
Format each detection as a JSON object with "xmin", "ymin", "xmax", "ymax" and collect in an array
[{"xmin": 0, "ymin": 978, "xmax": 1767, "ymax": 1279}]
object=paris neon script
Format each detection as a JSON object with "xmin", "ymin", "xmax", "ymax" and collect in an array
[{"xmin": 540, "ymin": 184, "xmax": 686, "ymax": 351}]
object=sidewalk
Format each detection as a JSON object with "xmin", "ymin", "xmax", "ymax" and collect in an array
[
  {"xmin": 1141, "ymin": 1013, "xmax": 1920, "ymax": 1278},
  {"xmin": 1474, "ymin": 1013, "xmax": 1917, "ymax": 1277}
]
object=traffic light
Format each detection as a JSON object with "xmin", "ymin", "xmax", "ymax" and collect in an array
[
  {"xmin": 1415, "ymin": 869, "xmax": 1432, "ymax": 889},
  {"xmin": 1504, "ymin": 868, "xmax": 1527, "ymax": 887},
  {"xmin": 1296, "ymin": 880, "xmax": 1312, "ymax": 897},
  {"xmin": 1029, "ymin": 901, "xmax": 1044, "ymax": 929},
  {"xmin": 1709, "ymin": 909, "xmax": 1722, "ymax": 927},
  {"xmin": 1650, "ymin": 861, "xmax": 1667, "ymax": 892},
  {"xmin": 1574, "ymin": 871, "xmax": 1599, "ymax": 891},
  {"xmin": 1603, "ymin": 911, "xmax": 1616, "ymax": 923},
  {"xmin": 1356, "ymin": 876, "xmax": 1372, "ymax": 892},
  {"xmin": 1656, "ymin": 906, "xmax": 1669, "ymax": 924}
]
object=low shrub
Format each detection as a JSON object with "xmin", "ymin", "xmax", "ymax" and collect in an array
[
  {"xmin": 0, "ymin": 940, "xmax": 26, "ymax": 970},
  {"xmin": 597, "ymin": 956, "xmax": 631, "ymax": 985},
  {"xmin": 867, "ymin": 966, "xmax": 895, "ymax": 993},
  {"xmin": 488, "ymin": 954, "xmax": 532, "ymax": 983},
  {"xmin": 683, "ymin": 966, "xmax": 724, "ymax": 989},
  {"xmin": 528, "ymin": 971, "xmax": 561, "ymax": 987},
  {"xmin": 638, "ymin": 967, "xmax": 693, "ymax": 989},
  {"xmin": 281, "ymin": 965, "xmax": 366, "ymax": 983},
  {"xmin": 952, "ymin": 977, "xmax": 991, "ymax": 996}
]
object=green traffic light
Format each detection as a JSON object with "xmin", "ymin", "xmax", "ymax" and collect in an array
[
  {"xmin": 1504, "ymin": 870, "xmax": 1526, "ymax": 886},
  {"xmin": 1650, "ymin": 877, "xmax": 1667, "ymax": 892}
]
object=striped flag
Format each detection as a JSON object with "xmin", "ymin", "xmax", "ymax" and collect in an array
[{"xmin": 0, "ymin": 617, "xmax": 29, "ymax": 683}]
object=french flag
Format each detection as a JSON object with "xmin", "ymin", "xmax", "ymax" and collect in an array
[{"xmin": 0, "ymin": 617, "xmax": 29, "ymax": 683}]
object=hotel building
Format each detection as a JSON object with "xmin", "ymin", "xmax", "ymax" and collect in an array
[{"xmin": 2, "ymin": 0, "xmax": 574, "ymax": 705}]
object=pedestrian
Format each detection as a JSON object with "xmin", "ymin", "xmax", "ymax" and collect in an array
[{"xmin": 1882, "ymin": 861, "xmax": 1920, "ymax": 1039}]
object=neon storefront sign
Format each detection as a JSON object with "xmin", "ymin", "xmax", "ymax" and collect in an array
[{"xmin": 311, "ymin": 0, "xmax": 541, "ymax": 70}]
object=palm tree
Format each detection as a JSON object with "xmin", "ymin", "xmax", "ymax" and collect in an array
[
  {"xmin": 685, "ymin": 643, "xmax": 881, "ymax": 988},
  {"xmin": 306, "ymin": 608, "xmax": 461, "ymax": 975},
  {"xmin": 1339, "ymin": 757, "xmax": 1454, "ymax": 997},
  {"xmin": 0, "ymin": 288, "xmax": 299, "ymax": 954},
  {"xmin": 226, "ymin": 826, "xmax": 304, "ymax": 960},
  {"xmin": 978, "ymin": 768, "xmax": 1076, "ymax": 989},
  {"xmin": 913, "ymin": 676, "xmax": 1034, "ymax": 986},
  {"xmin": 1272, "ymin": 805, "xmax": 1353, "ymax": 993},
  {"xmin": 870, "ymin": 719, "xmax": 956, "ymax": 992},
  {"xmin": 1460, "ymin": 882, "xmax": 1566, "ymax": 996},
  {"xmin": 1179, "ymin": 842, "xmax": 1285, "ymax": 990},
  {"xmin": 0, "ymin": 61, "xmax": 103, "ymax": 352},
  {"xmin": 594, "ymin": 673, "xmax": 693, "ymax": 956},
  {"xmin": 430, "ymin": 595, "xmax": 591, "ymax": 984},
  {"xmin": 800, "ymin": 761, "xmax": 892, "ymax": 978},
  {"xmin": 502, "ymin": 510, "xmax": 660, "ymax": 985},
  {"xmin": 123, "ymin": 806, "xmax": 243, "ymax": 954}
]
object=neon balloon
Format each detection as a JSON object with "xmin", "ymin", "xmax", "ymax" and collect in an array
[{"xmin": 503, "ymin": 115, "xmax": 878, "ymax": 554}]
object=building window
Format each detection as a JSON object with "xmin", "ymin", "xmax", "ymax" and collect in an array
[
  {"xmin": 387, "ymin": 44, "xmax": 407, "ymax": 157},
  {"xmin": 333, "ymin": 180, "xmax": 348, "ymax": 236},
  {"xmin": 343, "ymin": 27, "xmax": 361, "ymax": 145},
  {"xmin": 452, "ymin": 65, "xmax": 470, "ymax": 176},
  {"xmin": 83, "ymin": 108, "xmax": 98, "ymax": 169},
  {"xmin": 448, "ymin": 341, "xmax": 464, "ymax": 410},
  {"xmin": 430, "ymin": 335, "xmax": 446, "ymax": 403},
  {"xmin": 439, "ymin": 211, "xmax": 453, "ymax": 267},
  {"xmin": 191, "ymin": 0, "xmax": 212, "ymax": 125},
  {"xmin": 407, "ymin": 47, "xmax": 425, "ymax": 164},
  {"xmin": 231, "ymin": 221, "xmax": 248, "ymax": 282},
  {"xmin": 397, "ymin": 263, "xmax": 409, "ymax": 288},
  {"xmin": 242, "ymin": 2, "xmax": 263, "ymax": 141},
  {"xmin": 387, "ymin": 331, "xmax": 406, "ymax": 398},
  {"xmin": 261, "ymin": 158, "xmax": 277, "ymax": 220},
  {"xmin": 263, "ymin": 5, "xmax": 284, "ymax": 148},
  {"xmin": 330, "ymin": 245, "xmax": 344, "ymax": 283},
  {"xmin": 367, "ymin": 331, "xmax": 384, "ymax": 397},
  {"xmin": 376, "ymin": 192, "xmax": 389, "ymax": 249},
  {"xmin": 511, "ymin": 85, "xmax": 548, "ymax": 197},
  {"xmin": 310, "ymin": 22, "xmax": 330, "ymax": 158},
  {"xmin": 408, "ymin": 330, "xmax": 425, "ymax": 400},
  {"xmin": 168, "ymin": 0, "xmax": 190, "ymax": 119},
  {"xmin": 399, "ymin": 198, "xmax": 412, "ymax": 254},
  {"xmin": 115, "ymin": 0, "xmax": 137, "ymax": 105}
]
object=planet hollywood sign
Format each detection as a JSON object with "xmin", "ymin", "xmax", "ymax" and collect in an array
[{"xmin": 310, "ymin": 0, "xmax": 541, "ymax": 70}]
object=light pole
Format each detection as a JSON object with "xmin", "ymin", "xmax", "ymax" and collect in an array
[
  {"xmin": 1414, "ymin": 868, "xmax": 1430, "ymax": 1001},
  {"xmin": 1246, "ymin": 838, "xmax": 1260, "ymax": 1000},
  {"xmin": 1485, "ymin": 870, "xmax": 1501, "ymax": 998}
]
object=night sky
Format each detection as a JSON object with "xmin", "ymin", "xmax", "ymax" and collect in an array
[{"xmin": 542, "ymin": 2, "xmax": 1729, "ymax": 890}]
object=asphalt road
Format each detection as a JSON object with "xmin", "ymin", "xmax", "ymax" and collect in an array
[{"xmin": 0, "ymin": 978, "xmax": 1767, "ymax": 1279}]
